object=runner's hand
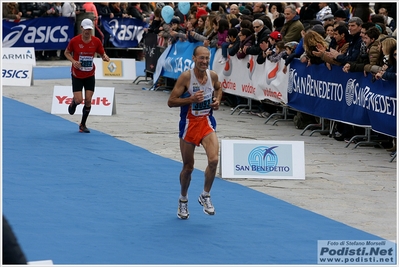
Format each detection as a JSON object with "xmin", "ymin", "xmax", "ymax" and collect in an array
[
  {"xmin": 102, "ymin": 54, "xmax": 110, "ymax": 62},
  {"xmin": 210, "ymin": 97, "xmax": 220, "ymax": 110},
  {"xmin": 192, "ymin": 90, "xmax": 204, "ymax": 103},
  {"xmin": 73, "ymin": 61, "xmax": 81, "ymax": 69}
]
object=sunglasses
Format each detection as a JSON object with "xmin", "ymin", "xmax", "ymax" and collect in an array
[{"xmin": 253, "ymin": 26, "xmax": 261, "ymax": 29}]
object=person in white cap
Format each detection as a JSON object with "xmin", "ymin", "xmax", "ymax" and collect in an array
[{"xmin": 64, "ymin": 18, "xmax": 110, "ymax": 133}]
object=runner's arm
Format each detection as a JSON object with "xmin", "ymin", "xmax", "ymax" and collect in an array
[
  {"xmin": 210, "ymin": 71, "xmax": 222, "ymax": 110},
  {"xmin": 167, "ymin": 72, "xmax": 202, "ymax": 107}
]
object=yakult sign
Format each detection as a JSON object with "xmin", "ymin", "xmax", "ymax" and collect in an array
[{"xmin": 51, "ymin": 86, "xmax": 116, "ymax": 116}]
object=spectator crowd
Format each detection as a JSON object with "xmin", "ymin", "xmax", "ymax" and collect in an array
[{"xmin": 3, "ymin": 2, "xmax": 397, "ymax": 155}]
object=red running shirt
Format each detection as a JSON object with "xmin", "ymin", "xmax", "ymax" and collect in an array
[{"xmin": 66, "ymin": 35, "xmax": 105, "ymax": 79}]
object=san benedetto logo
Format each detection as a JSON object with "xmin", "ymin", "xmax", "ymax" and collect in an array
[
  {"xmin": 236, "ymin": 146, "xmax": 291, "ymax": 174},
  {"xmin": 345, "ymin": 78, "xmax": 356, "ymax": 106}
]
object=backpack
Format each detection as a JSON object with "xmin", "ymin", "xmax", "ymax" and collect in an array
[{"xmin": 293, "ymin": 112, "xmax": 317, "ymax": 129}]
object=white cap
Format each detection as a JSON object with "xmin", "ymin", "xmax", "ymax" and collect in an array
[{"xmin": 81, "ymin": 18, "xmax": 93, "ymax": 30}]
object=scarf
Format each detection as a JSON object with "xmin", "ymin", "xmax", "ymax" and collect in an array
[
  {"xmin": 336, "ymin": 38, "xmax": 346, "ymax": 51},
  {"xmin": 135, "ymin": 5, "xmax": 143, "ymax": 13}
]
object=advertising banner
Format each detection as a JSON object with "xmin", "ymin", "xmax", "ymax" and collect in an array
[
  {"xmin": 51, "ymin": 86, "xmax": 116, "ymax": 116},
  {"xmin": 93, "ymin": 58, "xmax": 136, "ymax": 80},
  {"xmin": 156, "ymin": 41, "xmax": 217, "ymax": 80},
  {"xmin": 288, "ymin": 60, "xmax": 397, "ymax": 137},
  {"xmin": 2, "ymin": 47, "xmax": 36, "ymax": 66},
  {"xmin": 154, "ymin": 40, "xmax": 396, "ymax": 138},
  {"xmin": 100, "ymin": 17, "xmax": 147, "ymax": 48},
  {"xmin": 2, "ymin": 63, "xmax": 33, "ymax": 86},
  {"xmin": 2, "ymin": 17, "xmax": 74, "ymax": 50},
  {"xmin": 212, "ymin": 49, "xmax": 288, "ymax": 103},
  {"xmin": 221, "ymin": 140, "xmax": 305, "ymax": 179}
]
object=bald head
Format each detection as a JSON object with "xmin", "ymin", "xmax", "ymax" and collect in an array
[{"xmin": 230, "ymin": 4, "xmax": 239, "ymax": 15}]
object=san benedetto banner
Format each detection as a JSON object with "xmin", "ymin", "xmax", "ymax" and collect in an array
[{"xmin": 220, "ymin": 140, "xmax": 305, "ymax": 179}]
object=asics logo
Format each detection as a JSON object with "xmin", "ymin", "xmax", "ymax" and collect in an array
[
  {"xmin": 3, "ymin": 25, "xmax": 26, "ymax": 47},
  {"xmin": 2, "ymin": 69, "xmax": 29, "ymax": 79},
  {"xmin": 108, "ymin": 19, "xmax": 143, "ymax": 41},
  {"xmin": 3, "ymin": 25, "xmax": 69, "ymax": 47}
]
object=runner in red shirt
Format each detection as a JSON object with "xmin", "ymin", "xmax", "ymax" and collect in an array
[{"xmin": 64, "ymin": 18, "xmax": 110, "ymax": 133}]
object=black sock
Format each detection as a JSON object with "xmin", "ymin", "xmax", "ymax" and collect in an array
[{"xmin": 81, "ymin": 105, "xmax": 91, "ymax": 126}]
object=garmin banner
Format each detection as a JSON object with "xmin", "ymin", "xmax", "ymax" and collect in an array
[
  {"xmin": 2, "ymin": 17, "xmax": 74, "ymax": 50},
  {"xmin": 287, "ymin": 60, "xmax": 396, "ymax": 137},
  {"xmin": 100, "ymin": 17, "xmax": 147, "ymax": 48},
  {"xmin": 155, "ymin": 41, "xmax": 217, "ymax": 80}
]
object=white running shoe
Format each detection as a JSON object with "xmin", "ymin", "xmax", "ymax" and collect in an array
[
  {"xmin": 177, "ymin": 199, "xmax": 189, "ymax": 219},
  {"xmin": 198, "ymin": 194, "xmax": 215, "ymax": 215}
]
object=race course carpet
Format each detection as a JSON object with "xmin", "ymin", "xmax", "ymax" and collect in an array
[{"xmin": 2, "ymin": 96, "xmax": 386, "ymax": 265}]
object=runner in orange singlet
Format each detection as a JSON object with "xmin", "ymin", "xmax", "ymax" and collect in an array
[{"xmin": 167, "ymin": 46, "xmax": 223, "ymax": 219}]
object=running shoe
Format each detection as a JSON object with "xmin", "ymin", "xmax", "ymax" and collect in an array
[
  {"xmin": 177, "ymin": 199, "xmax": 189, "ymax": 219},
  {"xmin": 79, "ymin": 124, "xmax": 90, "ymax": 133},
  {"xmin": 198, "ymin": 194, "xmax": 215, "ymax": 215},
  {"xmin": 68, "ymin": 102, "xmax": 77, "ymax": 115}
]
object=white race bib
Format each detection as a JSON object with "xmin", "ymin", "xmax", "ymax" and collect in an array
[
  {"xmin": 79, "ymin": 55, "xmax": 94, "ymax": 71},
  {"xmin": 191, "ymin": 87, "xmax": 213, "ymax": 116}
]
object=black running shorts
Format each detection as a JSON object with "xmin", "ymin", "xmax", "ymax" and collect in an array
[{"xmin": 71, "ymin": 75, "xmax": 95, "ymax": 92}]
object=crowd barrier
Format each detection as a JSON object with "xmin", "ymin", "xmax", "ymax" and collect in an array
[
  {"xmin": 154, "ymin": 41, "xmax": 396, "ymax": 138},
  {"xmin": 3, "ymin": 14, "xmax": 395, "ymax": 138}
]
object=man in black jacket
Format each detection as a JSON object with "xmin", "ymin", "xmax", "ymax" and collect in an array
[
  {"xmin": 243, "ymin": 19, "xmax": 271, "ymax": 55},
  {"xmin": 325, "ymin": 17, "xmax": 363, "ymax": 65}
]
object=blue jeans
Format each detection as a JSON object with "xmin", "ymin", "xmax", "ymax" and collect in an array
[{"xmin": 221, "ymin": 42, "xmax": 229, "ymax": 59}]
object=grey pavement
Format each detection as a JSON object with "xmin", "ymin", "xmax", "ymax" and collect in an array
[{"xmin": 2, "ymin": 60, "xmax": 397, "ymax": 242}]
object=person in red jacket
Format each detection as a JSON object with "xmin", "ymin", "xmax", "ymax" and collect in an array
[{"xmin": 64, "ymin": 18, "xmax": 110, "ymax": 133}]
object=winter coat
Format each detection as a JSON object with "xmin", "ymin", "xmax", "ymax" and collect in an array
[
  {"xmin": 268, "ymin": 50, "xmax": 288, "ymax": 63},
  {"xmin": 348, "ymin": 42, "xmax": 375, "ymax": 72},
  {"xmin": 217, "ymin": 30, "xmax": 228, "ymax": 47},
  {"xmin": 281, "ymin": 15, "xmax": 304, "ymax": 43},
  {"xmin": 382, "ymin": 64, "xmax": 396, "ymax": 81},
  {"xmin": 236, "ymin": 35, "xmax": 253, "ymax": 59},
  {"xmin": 322, "ymin": 39, "xmax": 349, "ymax": 66},
  {"xmin": 363, "ymin": 39, "xmax": 383, "ymax": 73},
  {"xmin": 246, "ymin": 26, "xmax": 271, "ymax": 55},
  {"xmin": 228, "ymin": 38, "xmax": 241, "ymax": 57},
  {"xmin": 61, "ymin": 2, "xmax": 76, "ymax": 19},
  {"xmin": 335, "ymin": 32, "xmax": 362, "ymax": 65},
  {"xmin": 191, "ymin": 30, "xmax": 218, "ymax": 47}
]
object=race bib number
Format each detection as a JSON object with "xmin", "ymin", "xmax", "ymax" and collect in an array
[
  {"xmin": 191, "ymin": 87, "xmax": 213, "ymax": 116},
  {"xmin": 79, "ymin": 55, "xmax": 94, "ymax": 71}
]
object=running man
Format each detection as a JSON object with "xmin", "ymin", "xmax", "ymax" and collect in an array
[
  {"xmin": 64, "ymin": 18, "xmax": 110, "ymax": 133},
  {"xmin": 167, "ymin": 45, "xmax": 223, "ymax": 219}
]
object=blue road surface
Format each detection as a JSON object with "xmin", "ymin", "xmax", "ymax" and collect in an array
[
  {"xmin": 2, "ymin": 64, "xmax": 396, "ymax": 265},
  {"xmin": 2, "ymin": 96, "xmax": 391, "ymax": 265}
]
